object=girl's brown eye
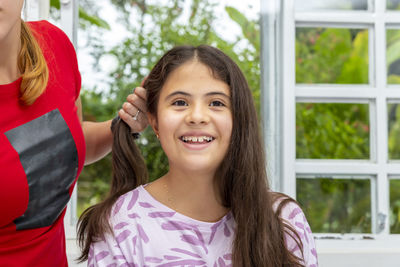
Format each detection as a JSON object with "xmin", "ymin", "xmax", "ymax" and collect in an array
[
  {"xmin": 172, "ymin": 100, "xmax": 187, "ymax": 106},
  {"xmin": 210, "ymin": 100, "xmax": 225, "ymax": 107}
]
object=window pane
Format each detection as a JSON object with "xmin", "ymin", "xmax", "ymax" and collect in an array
[
  {"xmin": 390, "ymin": 179, "xmax": 400, "ymax": 233},
  {"xmin": 296, "ymin": 103, "xmax": 370, "ymax": 159},
  {"xmin": 387, "ymin": 29, "xmax": 400, "ymax": 84},
  {"xmin": 296, "ymin": 28, "xmax": 369, "ymax": 84},
  {"xmin": 296, "ymin": 0, "xmax": 368, "ymax": 11},
  {"xmin": 388, "ymin": 103, "xmax": 400, "ymax": 159},
  {"xmin": 388, "ymin": 0, "xmax": 400, "ymax": 10},
  {"xmin": 297, "ymin": 177, "xmax": 372, "ymax": 233}
]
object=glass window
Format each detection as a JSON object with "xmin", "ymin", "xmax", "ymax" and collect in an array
[
  {"xmin": 297, "ymin": 176, "xmax": 372, "ymax": 233},
  {"xmin": 296, "ymin": 28, "xmax": 369, "ymax": 84},
  {"xmin": 388, "ymin": 103, "xmax": 400, "ymax": 160},
  {"xmin": 296, "ymin": 103, "xmax": 370, "ymax": 159},
  {"xmin": 388, "ymin": 0, "xmax": 400, "ymax": 10},
  {"xmin": 295, "ymin": 0, "xmax": 368, "ymax": 11},
  {"xmin": 387, "ymin": 29, "xmax": 400, "ymax": 85},
  {"xmin": 390, "ymin": 179, "xmax": 400, "ymax": 233}
]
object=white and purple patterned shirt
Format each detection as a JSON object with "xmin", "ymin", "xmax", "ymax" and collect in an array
[{"xmin": 88, "ymin": 185, "xmax": 318, "ymax": 267}]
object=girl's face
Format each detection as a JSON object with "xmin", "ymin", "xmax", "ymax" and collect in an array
[
  {"xmin": 149, "ymin": 60, "xmax": 233, "ymax": 176},
  {"xmin": 0, "ymin": 0, "xmax": 24, "ymax": 44}
]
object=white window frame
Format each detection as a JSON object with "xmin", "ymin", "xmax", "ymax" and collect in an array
[{"xmin": 261, "ymin": 0, "xmax": 400, "ymax": 265}]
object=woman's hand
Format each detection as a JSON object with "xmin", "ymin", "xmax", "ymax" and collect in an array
[{"xmin": 119, "ymin": 86, "xmax": 148, "ymax": 133}]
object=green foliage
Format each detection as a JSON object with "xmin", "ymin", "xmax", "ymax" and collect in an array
[
  {"xmin": 297, "ymin": 178, "xmax": 371, "ymax": 233},
  {"xmin": 296, "ymin": 103, "xmax": 370, "ymax": 159},
  {"xmin": 388, "ymin": 104, "xmax": 400, "ymax": 159},
  {"xmin": 296, "ymin": 27, "xmax": 371, "ymax": 233},
  {"xmin": 390, "ymin": 179, "xmax": 400, "ymax": 233},
  {"xmin": 296, "ymin": 28, "xmax": 368, "ymax": 84}
]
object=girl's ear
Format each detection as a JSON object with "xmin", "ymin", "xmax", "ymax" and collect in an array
[{"xmin": 147, "ymin": 112, "xmax": 159, "ymax": 137}]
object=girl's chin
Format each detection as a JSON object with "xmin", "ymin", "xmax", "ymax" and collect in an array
[{"xmin": 169, "ymin": 160, "xmax": 221, "ymax": 174}]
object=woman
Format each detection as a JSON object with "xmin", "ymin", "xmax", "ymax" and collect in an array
[
  {"xmin": 0, "ymin": 1, "xmax": 147, "ymax": 266},
  {"xmin": 78, "ymin": 45, "xmax": 318, "ymax": 266}
]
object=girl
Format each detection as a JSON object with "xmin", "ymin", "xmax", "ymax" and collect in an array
[
  {"xmin": 78, "ymin": 45, "xmax": 318, "ymax": 266},
  {"xmin": 0, "ymin": 1, "xmax": 146, "ymax": 266}
]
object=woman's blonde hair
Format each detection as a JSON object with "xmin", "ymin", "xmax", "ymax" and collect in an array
[{"xmin": 18, "ymin": 20, "xmax": 48, "ymax": 105}]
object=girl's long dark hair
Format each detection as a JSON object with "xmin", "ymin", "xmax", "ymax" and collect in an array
[{"xmin": 78, "ymin": 45, "xmax": 305, "ymax": 266}]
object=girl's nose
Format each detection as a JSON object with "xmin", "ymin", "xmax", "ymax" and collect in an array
[{"xmin": 185, "ymin": 104, "xmax": 210, "ymax": 125}]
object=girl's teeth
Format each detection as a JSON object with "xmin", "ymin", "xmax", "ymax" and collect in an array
[{"xmin": 182, "ymin": 136, "xmax": 212, "ymax": 142}]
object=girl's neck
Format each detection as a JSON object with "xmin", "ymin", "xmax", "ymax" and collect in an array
[
  {"xmin": 147, "ymin": 169, "xmax": 228, "ymax": 222},
  {"xmin": 0, "ymin": 20, "xmax": 22, "ymax": 84}
]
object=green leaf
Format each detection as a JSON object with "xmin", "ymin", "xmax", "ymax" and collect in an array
[
  {"xmin": 387, "ymin": 37, "xmax": 400, "ymax": 67},
  {"xmin": 225, "ymin": 6, "xmax": 260, "ymax": 51},
  {"xmin": 79, "ymin": 7, "xmax": 110, "ymax": 29},
  {"xmin": 50, "ymin": 0, "xmax": 60, "ymax": 9}
]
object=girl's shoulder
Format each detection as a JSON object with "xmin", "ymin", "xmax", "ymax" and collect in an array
[
  {"xmin": 271, "ymin": 192, "xmax": 306, "ymax": 222},
  {"xmin": 110, "ymin": 186, "xmax": 143, "ymax": 216},
  {"xmin": 271, "ymin": 192, "xmax": 319, "ymax": 266},
  {"xmin": 109, "ymin": 185, "xmax": 162, "ymax": 224}
]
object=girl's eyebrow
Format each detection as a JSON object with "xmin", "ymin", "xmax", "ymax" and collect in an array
[
  {"xmin": 165, "ymin": 91, "xmax": 190, "ymax": 100},
  {"xmin": 165, "ymin": 91, "xmax": 230, "ymax": 100}
]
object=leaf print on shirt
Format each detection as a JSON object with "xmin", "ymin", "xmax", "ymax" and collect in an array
[
  {"xmin": 164, "ymin": 255, "xmax": 182, "ymax": 260},
  {"xmin": 94, "ymin": 251, "xmax": 109, "ymax": 262},
  {"xmin": 127, "ymin": 189, "xmax": 139, "ymax": 210},
  {"xmin": 161, "ymin": 220, "xmax": 196, "ymax": 231},
  {"xmin": 137, "ymin": 223, "xmax": 149, "ymax": 243},
  {"xmin": 180, "ymin": 234, "xmax": 208, "ymax": 253},
  {"xmin": 162, "ymin": 221, "xmax": 207, "ymax": 253},
  {"xmin": 113, "ymin": 195, "xmax": 126, "ymax": 215},
  {"xmin": 155, "ymin": 259, "xmax": 206, "ymax": 267},
  {"xmin": 116, "ymin": 229, "xmax": 131, "ymax": 244},
  {"xmin": 114, "ymin": 222, "xmax": 129, "ymax": 230},
  {"xmin": 145, "ymin": 257, "xmax": 163, "ymax": 263},
  {"xmin": 139, "ymin": 202, "xmax": 155, "ymax": 208},
  {"xmin": 223, "ymin": 222, "xmax": 231, "ymax": 237},
  {"xmin": 223, "ymin": 254, "xmax": 232, "ymax": 260},
  {"xmin": 213, "ymin": 255, "xmax": 232, "ymax": 267},
  {"xmin": 148, "ymin": 211, "xmax": 176, "ymax": 218},
  {"xmin": 295, "ymin": 221, "xmax": 309, "ymax": 243},
  {"xmin": 128, "ymin": 213, "xmax": 141, "ymax": 219},
  {"xmin": 132, "ymin": 235, "xmax": 137, "ymax": 255},
  {"xmin": 218, "ymin": 257, "xmax": 226, "ymax": 267},
  {"xmin": 88, "ymin": 246, "xmax": 94, "ymax": 263},
  {"xmin": 209, "ymin": 221, "xmax": 223, "ymax": 245},
  {"xmin": 170, "ymin": 248, "xmax": 202, "ymax": 258},
  {"xmin": 288, "ymin": 207, "xmax": 302, "ymax": 220}
]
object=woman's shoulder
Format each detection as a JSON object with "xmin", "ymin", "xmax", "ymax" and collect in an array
[
  {"xmin": 27, "ymin": 20, "xmax": 67, "ymax": 40},
  {"xmin": 27, "ymin": 20, "xmax": 74, "ymax": 53}
]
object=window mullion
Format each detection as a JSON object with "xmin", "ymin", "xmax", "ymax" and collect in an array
[
  {"xmin": 374, "ymin": 0, "xmax": 390, "ymax": 235},
  {"xmin": 281, "ymin": 0, "xmax": 296, "ymax": 198},
  {"xmin": 60, "ymin": 0, "xmax": 79, "ymax": 240}
]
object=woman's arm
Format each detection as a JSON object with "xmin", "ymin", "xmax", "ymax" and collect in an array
[{"xmin": 76, "ymin": 87, "xmax": 148, "ymax": 165}]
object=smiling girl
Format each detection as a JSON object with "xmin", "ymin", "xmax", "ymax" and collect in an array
[{"xmin": 78, "ymin": 45, "xmax": 318, "ymax": 267}]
